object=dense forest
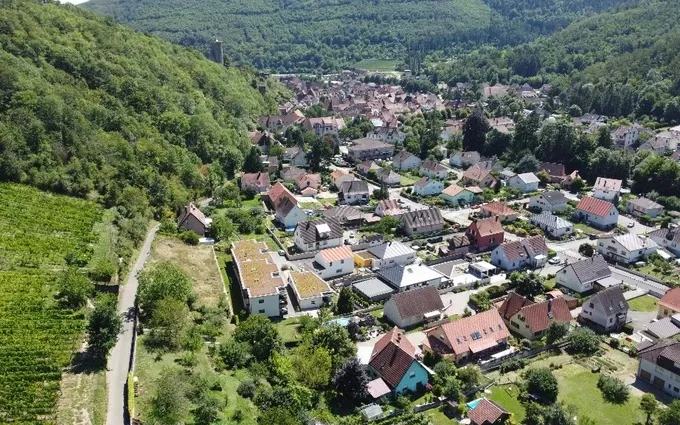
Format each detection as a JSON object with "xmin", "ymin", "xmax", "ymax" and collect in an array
[
  {"xmin": 0, "ymin": 0, "xmax": 287, "ymax": 215},
  {"xmin": 83, "ymin": 0, "xmax": 634, "ymax": 73},
  {"xmin": 429, "ymin": 0, "xmax": 680, "ymax": 121}
]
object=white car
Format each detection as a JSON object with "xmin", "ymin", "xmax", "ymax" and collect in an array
[{"xmin": 548, "ymin": 257, "xmax": 561, "ymax": 265}]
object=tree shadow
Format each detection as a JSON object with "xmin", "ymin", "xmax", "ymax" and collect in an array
[{"xmin": 70, "ymin": 349, "xmax": 106, "ymax": 375}]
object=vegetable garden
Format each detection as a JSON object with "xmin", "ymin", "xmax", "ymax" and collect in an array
[{"xmin": 0, "ymin": 184, "xmax": 102, "ymax": 424}]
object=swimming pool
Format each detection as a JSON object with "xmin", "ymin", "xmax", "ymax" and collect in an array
[
  {"xmin": 466, "ymin": 399, "xmax": 482, "ymax": 409},
  {"xmin": 328, "ymin": 317, "xmax": 351, "ymax": 327}
]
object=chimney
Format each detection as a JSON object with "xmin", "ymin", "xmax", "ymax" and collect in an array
[{"xmin": 495, "ymin": 215, "xmax": 499, "ymax": 222}]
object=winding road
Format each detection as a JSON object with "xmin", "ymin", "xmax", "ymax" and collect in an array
[{"xmin": 106, "ymin": 224, "xmax": 159, "ymax": 425}]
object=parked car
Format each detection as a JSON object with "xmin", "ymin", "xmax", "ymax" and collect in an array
[
  {"xmin": 627, "ymin": 222, "xmax": 635, "ymax": 228},
  {"xmin": 548, "ymin": 257, "xmax": 561, "ymax": 265}
]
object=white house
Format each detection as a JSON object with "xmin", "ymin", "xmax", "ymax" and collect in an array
[
  {"xmin": 597, "ymin": 234, "xmax": 658, "ymax": 264},
  {"xmin": 612, "ymin": 124, "xmax": 640, "ymax": 149},
  {"xmin": 626, "ymin": 197, "xmax": 664, "ymax": 218},
  {"xmin": 330, "ymin": 169, "xmax": 355, "ymax": 189},
  {"xmin": 275, "ymin": 197, "xmax": 307, "ymax": 229},
  {"xmin": 413, "ymin": 177, "xmax": 444, "ymax": 197},
  {"xmin": 294, "ymin": 219, "xmax": 344, "ymax": 252},
  {"xmin": 649, "ymin": 228, "xmax": 680, "ymax": 257},
  {"xmin": 289, "ymin": 271, "xmax": 333, "ymax": 310},
  {"xmin": 556, "ymin": 255, "xmax": 612, "ymax": 294},
  {"xmin": 340, "ymin": 180, "xmax": 370, "ymax": 205},
  {"xmin": 528, "ymin": 191, "xmax": 569, "ymax": 213},
  {"xmin": 449, "ymin": 151, "xmax": 481, "ymax": 168},
  {"xmin": 574, "ymin": 196, "xmax": 619, "ymax": 230},
  {"xmin": 507, "ymin": 172, "xmax": 540, "ymax": 193},
  {"xmin": 579, "ymin": 286, "xmax": 628, "ymax": 332},
  {"xmin": 593, "ymin": 177, "xmax": 622, "ymax": 202},
  {"xmin": 383, "ymin": 286, "xmax": 444, "ymax": 329},
  {"xmin": 420, "ymin": 160, "xmax": 449, "ymax": 179},
  {"xmin": 313, "ymin": 246, "xmax": 354, "ymax": 279},
  {"xmin": 530, "ymin": 212, "xmax": 573, "ymax": 238},
  {"xmin": 375, "ymin": 199, "xmax": 402, "ymax": 217},
  {"xmin": 368, "ymin": 241, "xmax": 417, "ymax": 270},
  {"xmin": 376, "ymin": 169, "xmax": 401, "ymax": 185},
  {"xmin": 232, "ymin": 240, "xmax": 286, "ymax": 317},
  {"xmin": 441, "ymin": 184, "xmax": 475, "ymax": 206},
  {"xmin": 286, "ymin": 146, "xmax": 309, "ymax": 167},
  {"xmin": 491, "ymin": 236, "xmax": 549, "ymax": 271},
  {"xmin": 637, "ymin": 341, "xmax": 680, "ymax": 398},
  {"xmin": 377, "ymin": 263, "xmax": 445, "ymax": 292},
  {"xmin": 392, "ymin": 151, "xmax": 422, "ymax": 171}
]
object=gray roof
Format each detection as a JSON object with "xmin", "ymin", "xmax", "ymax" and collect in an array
[
  {"xmin": 561, "ymin": 254, "xmax": 611, "ymax": 284},
  {"xmin": 611, "ymin": 234, "xmax": 658, "ymax": 252},
  {"xmin": 341, "ymin": 180, "xmax": 369, "ymax": 195},
  {"xmin": 368, "ymin": 241, "xmax": 415, "ymax": 260},
  {"xmin": 353, "ymin": 278, "xmax": 395, "ymax": 299},
  {"xmin": 388, "ymin": 286, "xmax": 444, "ymax": 320},
  {"xmin": 295, "ymin": 218, "xmax": 343, "ymax": 244},
  {"xmin": 650, "ymin": 228, "xmax": 680, "ymax": 244},
  {"xmin": 400, "ymin": 208, "xmax": 443, "ymax": 229},
  {"xmin": 588, "ymin": 286, "xmax": 628, "ymax": 316},
  {"xmin": 323, "ymin": 205, "xmax": 364, "ymax": 222},
  {"xmin": 516, "ymin": 172, "xmax": 540, "ymax": 184},
  {"xmin": 646, "ymin": 317, "xmax": 680, "ymax": 339},
  {"xmin": 537, "ymin": 190, "xmax": 569, "ymax": 206},
  {"xmin": 377, "ymin": 264, "xmax": 444, "ymax": 289},
  {"xmin": 530, "ymin": 211, "xmax": 572, "ymax": 229}
]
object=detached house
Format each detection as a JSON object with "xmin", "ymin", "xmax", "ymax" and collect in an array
[
  {"xmin": 461, "ymin": 166, "xmax": 497, "ymax": 188},
  {"xmin": 450, "ymin": 151, "xmax": 481, "ymax": 168},
  {"xmin": 384, "ymin": 286, "xmax": 444, "ymax": 329},
  {"xmin": 281, "ymin": 166, "xmax": 306, "ymax": 183},
  {"xmin": 530, "ymin": 212, "xmax": 573, "ymax": 238},
  {"xmin": 637, "ymin": 341, "xmax": 680, "ymax": 398},
  {"xmin": 289, "ymin": 271, "xmax": 334, "ymax": 310},
  {"xmin": 498, "ymin": 292, "xmax": 572, "ymax": 340},
  {"xmin": 400, "ymin": 208, "xmax": 444, "ymax": 236},
  {"xmin": 659, "ymin": 288, "xmax": 680, "ymax": 319},
  {"xmin": 466, "ymin": 217, "xmax": 504, "ymax": 251},
  {"xmin": 348, "ymin": 138, "xmax": 395, "ymax": 161},
  {"xmin": 303, "ymin": 116, "xmax": 345, "ymax": 136},
  {"xmin": 367, "ymin": 241, "xmax": 417, "ymax": 270},
  {"xmin": 414, "ymin": 177, "xmax": 444, "ymax": 196},
  {"xmin": 528, "ymin": 191, "xmax": 569, "ymax": 213},
  {"xmin": 368, "ymin": 328, "xmax": 430, "ymax": 395},
  {"xmin": 285, "ymin": 146, "xmax": 309, "ymax": 167},
  {"xmin": 420, "ymin": 161, "xmax": 449, "ymax": 179},
  {"xmin": 339, "ymin": 180, "xmax": 369, "ymax": 205},
  {"xmin": 649, "ymin": 228, "xmax": 680, "ymax": 257},
  {"xmin": 574, "ymin": 196, "xmax": 619, "ymax": 230},
  {"xmin": 441, "ymin": 184, "xmax": 476, "ymax": 206},
  {"xmin": 491, "ymin": 236, "xmax": 549, "ymax": 271},
  {"xmin": 295, "ymin": 173, "xmax": 321, "ymax": 193},
  {"xmin": 593, "ymin": 177, "xmax": 622, "ymax": 202},
  {"xmin": 480, "ymin": 202, "xmax": 519, "ymax": 222},
  {"xmin": 423, "ymin": 309, "xmax": 510, "ymax": 363},
  {"xmin": 357, "ymin": 160, "xmax": 382, "ymax": 175},
  {"xmin": 377, "ymin": 263, "xmax": 445, "ymax": 292},
  {"xmin": 596, "ymin": 234, "xmax": 658, "ymax": 264},
  {"xmin": 579, "ymin": 286, "xmax": 629, "ymax": 332},
  {"xmin": 275, "ymin": 197, "xmax": 307, "ymax": 229},
  {"xmin": 612, "ymin": 124, "xmax": 640, "ymax": 149},
  {"xmin": 294, "ymin": 218, "xmax": 344, "ymax": 252},
  {"xmin": 468, "ymin": 399, "xmax": 510, "ymax": 425},
  {"xmin": 392, "ymin": 151, "xmax": 422, "ymax": 171},
  {"xmin": 330, "ymin": 169, "xmax": 355, "ymax": 189},
  {"xmin": 313, "ymin": 246, "xmax": 354, "ymax": 279},
  {"xmin": 178, "ymin": 203, "xmax": 210, "ymax": 236},
  {"xmin": 556, "ymin": 255, "xmax": 612, "ymax": 294},
  {"xmin": 240, "ymin": 172, "xmax": 271, "ymax": 194},
  {"xmin": 627, "ymin": 197, "xmax": 664, "ymax": 219},
  {"xmin": 376, "ymin": 169, "xmax": 401, "ymax": 185},
  {"xmin": 507, "ymin": 172, "xmax": 540, "ymax": 193},
  {"xmin": 375, "ymin": 199, "xmax": 403, "ymax": 217}
]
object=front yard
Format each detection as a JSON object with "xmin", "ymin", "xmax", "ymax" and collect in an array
[{"xmin": 628, "ymin": 294, "xmax": 659, "ymax": 312}]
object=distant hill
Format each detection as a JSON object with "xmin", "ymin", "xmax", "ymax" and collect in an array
[
  {"xmin": 83, "ymin": 0, "xmax": 634, "ymax": 73},
  {"xmin": 0, "ymin": 0, "xmax": 284, "ymax": 211}
]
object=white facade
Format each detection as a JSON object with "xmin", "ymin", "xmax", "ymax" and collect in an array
[
  {"xmin": 290, "ymin": 151, "xmax": 309, "ymax": 167},
  {"xmin": 597, "ymin": 235, "xmax": 658, "ymax": 264},
  {"xmin": 414, "ymin": 179, "xmax": 444, "ymax": 197},
  {"xmin": 369, "ymin": 242, "xmax": 417, "ymax": 270},
  {"xmin": 449, "ymin": 151, "xmax": 480, "ymax": 168},
  {"xmin": 637, "ymin": 357, "xmax": 680, "ymax": 398},
  {"xmin": 420, "ymin": 165, "xmax": 449, "ymax": 180},
  {"xmin": 530, "ymin": 214, "xmax": 573, "ymax": 238},
  {"xmin": 393, "ymin": 153, "xmax": 422, "ymax": 171},
  {"xmin": 294, "ymin": 233, "xmax": 343, "ymax": 253},
  {"xmin": 277, "ymin": 204, "xmax": 307, "ymax": 229},
  {"xmin": 249, "ymin": 294, "xmax": 281, "ymax": 317},
  {"xmin": 575, "ymin": 206, "xmax": 619, "ymax": 229},
  {"xmin": 314, "ymin": 252, "xmax": 354, "ymax": 279},
  {"xmin": 580, "ymin": 293, "xmax": 627, "ymax": 332},
  {"xmin": 528, "ymin": 194, "xmax": 568, "ymax": 212},
  {"xmin": 507, "ymin": 173, "xmax": 540, "ymax": 193},
  {"xmin": 593, "ymin": 187, "xmax": 619, "ymax": 202}
]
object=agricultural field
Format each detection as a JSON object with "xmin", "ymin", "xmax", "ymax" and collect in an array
[
  {"xmin": 353, "ymin": 59, "xmax": 399, "ymax": 72},
  {"xmin": 0, "ymin": 184, "xmax": 104, "ymax": 424}
]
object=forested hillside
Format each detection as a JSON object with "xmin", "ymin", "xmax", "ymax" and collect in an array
[
  {"xmin": 0, "ymin": 0, "xmax": 285, "ymax": 214},
  {"xmin": 83, "ymin": 0, "xmax": 633, "ymax": 73},
  {"xmin": 430, "ymin": 0, "xmax": 680, "ymax": 121}
]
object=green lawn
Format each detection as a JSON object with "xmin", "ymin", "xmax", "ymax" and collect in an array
[
  {"xmin": 318, "ymin": 197, "xmax": 337, "ymax": 207},
  {"xmin": 353, "ymin": 59, "xmax": 398, "ymax": 71},
  {"xmin": 423, "ymin": 406, "xmax": 457, "ymax": 425},
  {"xmin": 242, "ymin": 195, "xmax": 261, "ymax": 207},
  {"xmin": 554, "ymin": 363, "xmax": 644, "ymax": 425},
  {"xmin": 299, "ymin": 201, "xmax": 322, "ymax": 210},
  {"xmin": 276, "ymin": 317, "xmax": 304, "ymax": 346},
  {"xmin": 573, "ymin": 223, "xmax": 603, "ymax": 235},
  {"xmin": 627, "ymin": 294, "xmax": 658, "ymax": 312},
  {"xmin": 488, "ymin": 385, "xmax": 525, "ymax": 421},
  {"xmin": 400, "ymin": 175, "xmax": 416, "ymax": 186}
]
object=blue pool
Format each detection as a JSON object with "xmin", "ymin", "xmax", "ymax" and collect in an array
[
  {"xmin": 466, "ymin": 399, "xmax": 482, "ymax": 409},
  {"xmin": 328, "ymin": 317, "xmax": 351, "ymax": 327}
]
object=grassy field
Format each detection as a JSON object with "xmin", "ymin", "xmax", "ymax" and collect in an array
[
  {"xmin": 276, "ymin": 317, "xmax": 304, "ymax": 346},
  {"xmin": 628, "ymin": 295, "xmax": 658, "ymax": 312},
  {"xmin": 353, "ymin": 59, "xmax": 399, "ymax": 71},
  {"xmin": 299, "ymin": 201, "xmax": 323, "ymax": 210},
  {"xmin": 242, "ymin": 195, "xmax": 262, "ymax": 208},
  {"xmin": 573, "ymin": 222, "xmax": 604, "ymax": 235},
  {"xmin": 400, "ymin": 175, "xmax": 417, "ymax": 186},
  {"xmin": 149, "ymin": 236, "xmax": 225, "ymax": 309},
  {"xmin": 488, "ymin": 385, "xmax": 525, "ymax": 421}
]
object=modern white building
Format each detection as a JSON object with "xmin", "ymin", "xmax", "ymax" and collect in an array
[
  {"xmin": 556, "ymin": 255, "xmax": 611, "ymax": 294},
  {"xmin": 367, "ymin": 241, "xmax": 417, "ymax": 270},
  {"xmin": 596, "ymin": 234, "xmax": 658, "ymax": 264},
  {"xmin": 288, "ymin": 271, "xmax": 334, "ymax": 310},
  {"xmin": 232, "ymin": 240, "xmax": 285, "ymax": 317},
  {"xmin": 313, "ymin": 246, "xmax": 354, "ymax": 279},
  {"xmin": 507, "ymin": 172, "xmax": 540, "ymax": 193},
  {"xmin": 528, "ymin": 191, "xmax": 569, "ymax": 213}
]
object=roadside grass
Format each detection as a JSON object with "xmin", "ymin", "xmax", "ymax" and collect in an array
[
  {"xmin": 57, "ymin": 348, "xmax": 108, "ymax": 425},
  {"xmin": 627, "ymin": 294, "xmax": 658, "ymax": 312},
  {"xmin": 488, "ymin": 385, "xmax": 525, "ymax": 421},
  {"xmin": 353, "ymin": 59, "xmax": 398, "ymax": 71},
  {"xmin": 148, "ymin": 236, "xmax": 224, "ymax": 309}
]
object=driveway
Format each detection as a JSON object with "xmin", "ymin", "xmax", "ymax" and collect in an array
[{"xmin": 106, "ymin": 224, "xmax": 159, "ymax": 425}]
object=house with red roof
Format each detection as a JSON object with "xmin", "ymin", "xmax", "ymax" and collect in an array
[
  {"xmin": 466, "ymin": 217, "xmax": 504, "ymax": 251},
  {"xmin": 574, "ymin": 196, "xmax": 619, "ymax": 230},
  {"xmin": 468, "ymin": 398, "xmax": 509, "ymax": 425},
  {"xmin": 498, "ymin": 292, "xmax": 572, "ymax": 340},
  {"xmin": 295, "ymin": 173, "xmax": 321, "ymax": 192},
  {"xmin": 423, "ymin": 309, "xmax": 510, "ymax": 363},
  {"xmin": 263, "ymin": 182, "xmax": 297, "ymax": 210},
  {"xmin": 178, "ymin": 203, "xmax": 210, "ymax": 236},
  {"xmin": 658, "ymin": 287, "xmax": 680, "ymax": 319},
  {"xmin": 368, "ymin": 328, "xmax": 430, "ymax": 394},
  {"xmin": 593, "ymin": 177, "xmax": 623, "ymax": 202},
  {"xmin": 480, "ymin": 202, "xmax": 519, "ymax": 222},
  {"xmin": 461, "ymin": 165, "xmax": 497, "ymax": 188},
  {"xmin": 490, "ymin": 236, "xmax": 549, "ymax": 271},
  {"xmin": 240, "ymin": 172, "xmax": 271, "ymax": 194},
  {"xmin": 313, "ymin": 246, "xmax": 354, "ymax": 279}
]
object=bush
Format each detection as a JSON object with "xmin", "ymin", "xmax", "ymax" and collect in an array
[
  {"xmin": 90, "ymin": 259, "xmax": 117, "ymax": 282},
  {"xmin": 500, "ymin": 359, "xmax": 526, "ymax": 374},
  {"xmin": 236, "ymin": 380, "xmax": 256, "ymax": 399},
  {"xmin": 180, "ymin": 231, "xmax": 200, "ymax": 245},
  {"xmin": 597, "ymin": 375, "xmax": 630, "ymax": 404},
  {"xmin": 524, "ymin": 368, "xmax": 559, "ymax": 402},
  {"xmin": 567, "ymin": 327, "xmax": 601, "ymax": 355},
  {"xmin": 621, "ymin": 324, "xmax": 634, "ymax": 335}
]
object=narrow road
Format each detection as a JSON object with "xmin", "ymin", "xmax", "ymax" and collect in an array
[{"xmin": 106, "ymin": 224, "xmax": 159, "ymax": 425}]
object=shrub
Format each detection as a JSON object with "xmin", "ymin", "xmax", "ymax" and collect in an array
[
  {"xmin": 180, "ymin": 231, "xmax": 200, "ymax": 245},
  {"xmin": 90, "ymin": 259, "xmax": 117, "ymax": 282},
  {"xmin": 236, "ymin": 380, "xmax": 256, "ymax": 399},
  {"xmin": 567, "ymin": 327, "xmax": 601, "ymax": 355},
  {"xmin": 500, "ymin": 359, "xmax": 526, "ymax": 374},
  {"xmin": 597, "ymin": 374, "xmax": 629, "ymax": 404},
  {"xmin": 524, "ymin": 368, "xmax": 558, "ymax": 402}
]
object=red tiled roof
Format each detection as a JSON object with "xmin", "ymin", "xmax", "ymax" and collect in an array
[
  {"xmin": 463, "ymin": 166, "xmax": 491, "ymax": 182},
  {"xmin": 443, "ymin": 184, "xmax": 467, "ymax": 197},
  {"xmin": 498, "ymin": 292, "xmax": 535, "ymax": 320},
  {"xmin": 468, "ymin": 217, "xmax": 504, "ymax": 237},
  {"xmin": 318, "ymin": 245, "xmax": 353, "ymax": 263},
  {"xmin": 468, "ymin": 399, "xmax": 508, "ymax": 425},
  {"xmin": 266, "ymin": 182, "xmax": 297, "ymax": 209},
  {"xmin": 576, "ymin": 196, "xmax": 615, "ymax": 218},
  {"xmin": 660, "ymin": 287, "xmax": 680, "ymax": 311},
  {"xmin": 594, "ymin": 177, "xmax": 622, "ymax": 192},
  {"xmin": 539, "ymin": 162, "xmax": 566, "ymax": 178},
  {"xmin": 520, "ymin": 297, "xmax": 572, "ymax": 334},
  {"xmin": 428, "ymin": 309, "xmax": 509, "ymax": 356},
  {"xmin": 241, "ymin": 172, "xmax": 270, "ymax": 189},
  {"xmin": 481, "ymin": 202, "xmax": 517, "ymax": 217},
  {"xmin": 178, "ymin": 203, "xmax": 207, "ymax": 227},
  {"xmin": 369, "ymin": 327, "xmax": 417, "ymax": 388}
]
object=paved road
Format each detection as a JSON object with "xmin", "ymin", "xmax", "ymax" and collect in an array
[{"xmin": 106, "ymin": 225, "xmax": 159, "ymax": 425}]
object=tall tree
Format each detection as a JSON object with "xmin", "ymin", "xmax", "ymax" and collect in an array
[
  {"xmin": 148, "ymin": 367, "xmax": 190, "ymax": 425},
  {"xmin": 639, "ymin": 393, "xmax": 657, "ymax": 425},
  {"xmin": 511, "ymin": 113, "xmax": 540, "ymax": 155},
  {"xmin": 524, "ymin": 368, "xmax": 559, "ymax": 402},
  {"xmin": 658, "ymin": 400, "xmax": 680, "ymax": 425},
  {"xmin": 87, "ymin": 294, "xmax": 123, "ymax": 365},
  {"xmin": 311, "ymin": 323, "xmax": 357, "ymax": 371},
  {"xmin": 243, "ymin": 146, "xmax": 264, "ymax": 173},
  {"xmin": 335, "ymin": 286, "xmax": 355, "ymax": 314},
  {"xmin": 332, "ymin": 358, "xmax": 369, "ymax": 404},
  {"xmin": 463, "ymin": 109, "xmax": 490, "ymax": 152},
  {"xmin": 306, "ymin": 136, "xmax": 333, "ymax": 172},
  {"xmin": 137, "ymin": 261, "xmax": 192, "ymax": 316},
  {"xmin": 56, "ymin": 268, "xmax": 94, "ymax": 309},
  {"xmin": 515, "ymin": 154, "xmax": 540, "ymax": 173},
  {"xmin": 234, "ymin": 315, "xmax": 282, "ymax": 361}
]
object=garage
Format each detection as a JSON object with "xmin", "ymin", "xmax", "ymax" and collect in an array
[
  {"xmin": 639, "ymin": 370, "xmax": 651, "ymax": 382},
  {"xmin": 653, "ymin": 376, "xmax": 666, "ymax": 389}
]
